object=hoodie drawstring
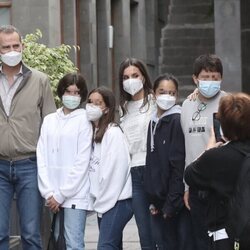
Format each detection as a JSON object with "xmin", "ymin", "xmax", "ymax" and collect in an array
[{"xmin": 150, "ymin": 120, "xmax": 158, "ymax": 152}]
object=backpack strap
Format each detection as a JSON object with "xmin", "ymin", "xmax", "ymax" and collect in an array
[
  {"xmin": 59, "ymin": 208, "xmax": 64, "ymax": 236},
  {"xmin": 51, "ymin": 212, "xmax": 57, "ymax": 233},
  {"xmin": 47, "ymin": 212, "xmax": 57, "ymax": 250}
]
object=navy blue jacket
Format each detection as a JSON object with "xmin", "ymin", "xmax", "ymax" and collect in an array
[{"xmin": 144, "ymin": 112, "xmax": 185, "ymax": 216}]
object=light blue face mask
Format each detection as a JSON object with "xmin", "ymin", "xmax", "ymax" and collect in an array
[
  {"xmin": 62, "ymin": 95, "xmax": 81, "ymax": 109},
  {"xmin": 198, "ymin": 80, "xmax": 221, "ymax": 98}
]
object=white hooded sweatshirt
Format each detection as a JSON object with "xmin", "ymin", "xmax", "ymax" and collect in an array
[
  {"xmin": 37, "ymin": 107, "xmax": 93, "ymax": 210},
  {"xmin": 89, "ymin": 124, "xmax": 132, "ymax": 215}
]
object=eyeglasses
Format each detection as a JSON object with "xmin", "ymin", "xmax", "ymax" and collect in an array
[{"xmin": 192, "ymin": 102, "xmax": 207, "ymax": 121}]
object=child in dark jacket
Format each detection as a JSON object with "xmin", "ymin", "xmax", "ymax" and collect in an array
[{"xmin": 144, "ymin": 73, "xmax": 194, "ymax": 250}]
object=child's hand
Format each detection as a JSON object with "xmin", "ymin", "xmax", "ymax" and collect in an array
[
  {"xmin": 163, "ymin": 213, "xmax": 172, "ymax": 219},
  {"xmin": 149, "ymin": 204, "xmax": 159, "ymax": 215},
  {"xmin": 187, "ymin": 88, "xmax": 198, "ymax": 101},
  {"xmin": 47, "ymin": 196, "xmax": 60, "ymax": 213},
  {"xmin": 184, "ymin": 190, "xmax": 190, "ymax": 210}
]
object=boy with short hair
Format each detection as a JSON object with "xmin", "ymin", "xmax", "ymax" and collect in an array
[{"xmin": 181, "ymin": 54, "xmax": 227, "ymax": 250}]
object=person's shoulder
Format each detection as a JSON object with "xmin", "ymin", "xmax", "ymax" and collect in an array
[
  {"xmin": 23, "ymin": 64, "xmax": 48, "ymax": 80},
  {"xmin": 207, "ymin": 90, "xmax": 226, "ymax": 105},
  {"xmin": 106, "ymin": 123, "xmax": 122, "ymax": 134},
  {"xmin": 43, "ymin": 111, "xmax": 57, "ymax": 123},
  {"xmin": 103, "ymin": 124, "xmax": 129, "ymax": 151},
  {"xmin": 23, "ymin": 64, "xmax": 44, "ymax": 75},
  {"xmin": 169, "ymin": 112, "xmax": 181, "ymax": 121},
  {"xmin": 219, "ymin": 90, "xmax": 227, "ymax": 97},
  {"xmin": 204, "ymin": 142, "xmax": 232, "ymax": 160},
  {"xmin": 105, "ymin": 124, "xmax": 126, "ymax": 141},
  {"xmin": 32, "ymin": 68, "xmax": 48, "ymax": 80},
  {"xmin": 162, "ymin": 113, "xmax": 182, "ymax": 131},
  {"xmin": 72, "ymin": 108, "xmax": 92, "ymax": 127},
  {"xmin": 101, "ymin": 124, "xmax": 120, "ymax": 146},
  {"xmin": 181, "ymin": 98, "xmax": 197, "ymax": 109},
  {"xmin": 73, "ymin": 108, "xmax": 86, "ymax": 115},
  {"xmin": 71, "ymin": 108, "xmax": 87, "ymax": 119}
]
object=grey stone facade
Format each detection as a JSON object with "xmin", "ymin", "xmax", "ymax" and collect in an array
[
  {"xmin": 4, "ymin": 0, "xmax": 250, "ymax": 100},
  {"xmin": 241, "ymin": 0, "xmax": 250, "ymax": 93},
  {"xmin": 160, "ymin": 0, "xmax": 249, "ymax": 100},
  {"xmin": 10, "ymin": 0, "xmax": 168, "ymax": 98},
  {"xmin": 214, "ymin": 0, "xmax": 242, "ymax": 92}
]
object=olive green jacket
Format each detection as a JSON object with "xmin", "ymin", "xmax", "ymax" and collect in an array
[{"xmin": 0, "ymin": 63, "xmax": 56, "ymax": 161}]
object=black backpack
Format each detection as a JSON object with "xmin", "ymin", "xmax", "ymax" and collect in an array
[
  {"xmin": 226, "ymin": 150, "xmax": 250, "ymax": 250},
  {"xmin": 47, "ymin": 208, "xmax": 66, "ymax": 250}
]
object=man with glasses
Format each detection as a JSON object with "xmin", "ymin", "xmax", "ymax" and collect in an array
[
  {"xmin": 0, "ymin": 25, "xmax": 56, "ymax": 249},
  {"xmin": 181, "ymin": 54, "xmax": 227, "ymax": 250}
]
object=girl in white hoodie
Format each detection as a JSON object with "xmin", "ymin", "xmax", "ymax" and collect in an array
[
  {"xmin": 37, "ymin": 73, "xmax": 93, "ymax": 250},
  {"xmin": 86, "ymin": 86, "xmax": 133, "ymax": 249}
]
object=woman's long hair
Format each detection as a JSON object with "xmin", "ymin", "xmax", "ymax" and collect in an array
[{"xmin": 118, "ymin": 58, "xmax": 153, "ymax": 116}]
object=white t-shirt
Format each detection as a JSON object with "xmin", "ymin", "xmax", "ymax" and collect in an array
[
  {"xmin": 120, "ymin": 96, "xmax": 155, "ymax": 167},
  {"xmin": 181, "ymin": 91, "xmax": 227, "ymax": 190}
]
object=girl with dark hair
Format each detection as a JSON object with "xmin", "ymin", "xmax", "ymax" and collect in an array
[
  {"xmin": 144, "ymin": 73, "xmax": 194, "ymax": 250},
  {"xmin": 118, "ymin": 58, "xmax": 155, "ymax": 249},
  {"xmin": 86, "ymin": 86, "xmax": 133, "ymax": 249},
  {"xmin": 37, "ymin": 72, "xmax": 93, "ymax": 249}
]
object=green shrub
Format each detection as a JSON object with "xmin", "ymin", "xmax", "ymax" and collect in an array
[{"xmin": 22, "ymin": 29, "xmax": 78, "ymax": 106}]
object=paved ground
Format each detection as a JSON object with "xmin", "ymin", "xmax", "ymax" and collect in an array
[{"xmin": 85, "ymin": 213, "xmax": 141, "ymax": 250}]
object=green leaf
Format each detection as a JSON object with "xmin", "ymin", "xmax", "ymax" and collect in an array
[{"xmin": 22, "ymin": 29, "xmax": 78, "ymax": 107}]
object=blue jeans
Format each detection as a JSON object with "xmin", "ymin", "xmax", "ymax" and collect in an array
[
  {"xmin": 189, "ymin": 189, "xmax": 210, "ymax": 250},
  {"xmin": 54, "ymin": 208, "xmax": 87, "ymax": 250},
  {"xmin": 97, "ymin": 199, "xmax": 133, "ymax": 250},
  {"xmin": 131, "ymin": 166, "xmax": 155, "ymax": 249},
  {"xmin": 0, "ymin": 157, "xmax": 43, "ymax": 250},
  {"xmin": 150, "ymin": 206, "xmax": 195, "ymax": 250}
]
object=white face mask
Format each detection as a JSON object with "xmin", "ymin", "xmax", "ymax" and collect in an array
[
  {"xmin": 62, "ymin": 95, "xmax": 81, "ymax": 110},
  {"xmin": 0, "ymin": 51, "xmax": 22, "ymax": 67},
  {"xmin": 156, "ymin": 94, "xmax": 176, "ymax": 110},
  {"xmin": 123, "ymin": 78, "xmax": 143, "ymax": 96},
  {"xmin": 86, "ymin": 103, "xmax": 103, "ymax": 122}
]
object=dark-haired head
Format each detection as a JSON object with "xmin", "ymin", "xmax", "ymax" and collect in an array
[
  {"xmin": 118, "ymin": 58, "xmax": 152, "ymax": 116},
  {"xmin": 217, "ymin": 93, "xmax": 250, "ymax": 141},
  {"xmin": 57, "ymin": 72, "xmax": 88, "ymax": 104},
  {"xmin": 193, "ymin": 54, "xmax": 223, "ymax": 77},
  {"xmin": 153, "ymin": 73, "xmax": 179, "ymax": 94},
  {"xmin": 87, "ymin": 86, "xmax": 116, "ymax": 142}
]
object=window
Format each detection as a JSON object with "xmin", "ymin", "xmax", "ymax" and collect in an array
[{"xmin": 0, "ymin": 1, "xmax": 11, "ymax": 25}]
